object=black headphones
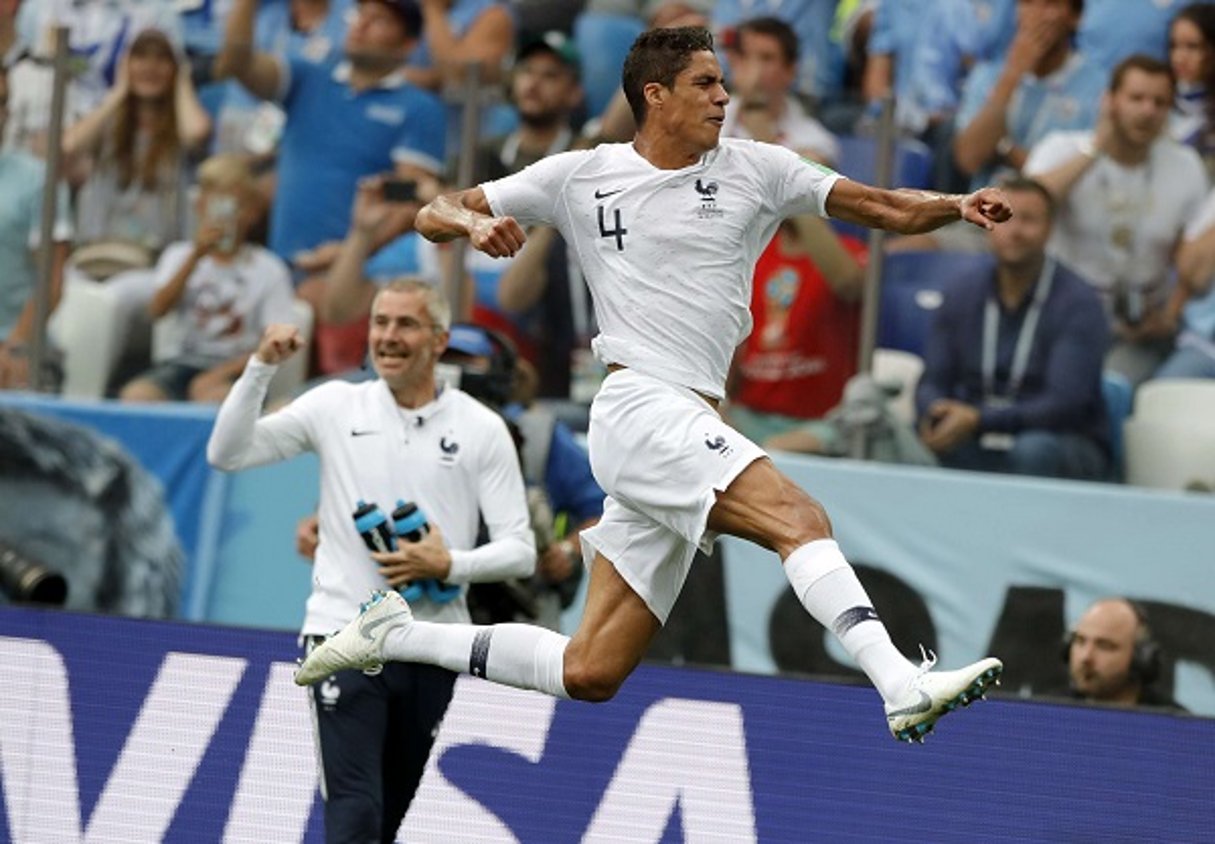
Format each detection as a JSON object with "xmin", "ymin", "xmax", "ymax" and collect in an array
[{"xmin": 1061, "ymin": 599, "xmax": 1162, "ymax": 686}]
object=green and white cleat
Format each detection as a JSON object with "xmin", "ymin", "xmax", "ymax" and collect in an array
[
  {"xmin": 294, "ymin": 590, "xmax": 412, "ymax": 686},
  {"xmin": 885, "ymin": 648, "xmax": 1003, "ymax": 744}
]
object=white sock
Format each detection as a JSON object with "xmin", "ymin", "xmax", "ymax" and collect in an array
[
  {"xmin": 783, "ymin": 539, "xmax": 916, "ymax": 702},
  {"xmin": 383, "ymin": 621, "xmax": 571, "ymax": 699}
]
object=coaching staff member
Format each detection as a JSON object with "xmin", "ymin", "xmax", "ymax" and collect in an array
[{"xmin": 207, "ymin": 278, "xmax": 534, "ymax": 842}]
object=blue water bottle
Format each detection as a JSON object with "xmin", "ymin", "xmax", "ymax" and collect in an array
[
  {"xmin": 386, "ymin": 501, "xmax": 427, "ymax": 602},
  {"xmin": 354, "ymin": 500, "xmax": 421, "ymax": 601},
  {"xmin": 353, "ymin": 500, "xmax": 395, "ymax": 553},
  {"xmin": 391, "ymin": 500, "xmax": 460, "ymax": 604}
]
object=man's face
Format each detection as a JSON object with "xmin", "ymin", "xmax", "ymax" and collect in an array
[
  {"xmin": 512, "ymin": 52, "xmax": 581, "ymax": 127},
  {"xmin": 1109, "ymin": 68, "xmax": 1174, "ymax": 148},
  {"xmin": 1068, "ymin": 601, "xmax": 1140, "ymax": 701},
  {"xmin": 368, "ymin": 289, "xmax": 446, "ymax": 390},
  {"xmin": 649, "ymin": 50, "xmax": 729, "ymax": 152},
  {"xmin": 733, "ymin": 30, "xmax": 795, "ymax": 102},
  {"xmin": 345, "ymin": 1, "xmax": 411, "ymax": 68},
  {"xmin": 989, "ymin": 188, "xmax": 1052, "ymax": 267},
  {"xmin": 1016, "ymin": 0, "xmax": 1079, "ymax": 51}
]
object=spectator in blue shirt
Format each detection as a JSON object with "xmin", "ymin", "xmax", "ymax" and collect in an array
[
  {"xmin": 912, "ymin": 0, "xmax": 1017, "ymax": 130},
  {"xmin": 211, "ymin": 0, "xmax": 355, "ymax": 156},
  {"xmin": 863, "ymin": 0, "xmax": 933, "ymax": 133},
  {"xmin": 953, "ymin": 0, "xmax": 1105, "ymax": 190},
  {"xmin": 916, "ymin": 176, "xmax": 1112, "ymax": 480},
  {"xmin": 215, "ymin": 0, "xmax": 446, "ymax": 266}
]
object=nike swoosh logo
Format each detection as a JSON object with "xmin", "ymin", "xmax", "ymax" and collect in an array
[
  {"xmin": 360, "ymin": 611, "xmax": 408, "ymax": 640},
  {"xmin": 350, "ymin": 429, "xmax": 379, "ymax": 437},
  {"xmin": 594, "ymin": 187, "xmax": 624, "ymax": 199},
  {"xmin": 887, "ymin": 690, "xmax": 933, "ymax": 717}
]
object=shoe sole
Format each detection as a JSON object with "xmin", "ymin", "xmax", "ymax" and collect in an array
[{"xmin": 893, "ymin": 662, "xmax": 1003, "ymax": 744}]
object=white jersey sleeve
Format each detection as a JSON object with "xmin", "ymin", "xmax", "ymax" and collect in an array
[
  {"xmin": 482, "ymin": 148, "xmax": 594, "ymax": 226},
  {"xmin": 207, "ymin": 357, "xmax": 319, "ymax": 470},
  {"xmin": 758, "ymin": 142, "xmax": 843, "ymax": 220},
  {"xmin": 446, "ymin": 409, "xmax": 536, "ymax": 583}
]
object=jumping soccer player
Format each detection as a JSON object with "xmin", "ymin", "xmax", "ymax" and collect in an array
[{"xmin": 298, "ymin": 26, "xmax": 1009, "ymax": 743}]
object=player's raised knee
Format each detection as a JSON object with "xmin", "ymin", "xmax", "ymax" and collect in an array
[{"xmin": 563, "ymin": 658, "xmax": 627, "ymax": 703}]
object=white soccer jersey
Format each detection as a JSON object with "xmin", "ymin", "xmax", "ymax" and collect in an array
[
  {"xmin": 208, "ymin": 359, "xmax": 535, "ymax": 635},
  {"xmin": 482, "ymin": 138, "xmax": 843, "ymax": 398}
]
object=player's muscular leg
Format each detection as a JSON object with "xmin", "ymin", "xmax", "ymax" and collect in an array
[
  {"xmin": 563, "ymin": 552, "xmax": 661, "ymax": 702},
  {"xmin": 707, "ymin": 457, "xmax": 832, "ymax": 559}
]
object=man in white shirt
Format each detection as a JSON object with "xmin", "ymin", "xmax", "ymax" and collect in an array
[
  {"xmin": 720, "ymin": 15, "xmax": 838, "ymax": 165},
  {"xmin": 208, "ymin": 279, "xmax": 534, "ymax": 841},
  {"xmin": 1025, "ymin": 54, "xmax": 1210, "ymax": 385},
  {"xmin": 299, "ymin": 25, "xmax": 1009, "ymax": 744}
]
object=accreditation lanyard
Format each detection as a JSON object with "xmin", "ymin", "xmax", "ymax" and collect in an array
[{"xmin": 982, "ymin": 258, "xmax": 1055, "ymax": 403}]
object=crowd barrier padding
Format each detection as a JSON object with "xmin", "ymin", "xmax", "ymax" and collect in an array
[{"xmin": 1, "ymin": 606, "xmax": 1212, "ymax": 843}]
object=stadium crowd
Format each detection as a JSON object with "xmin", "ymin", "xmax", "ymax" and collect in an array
[{"xmin": 1, "ymin": 0, "xmax": 1213, "ymax": 488}]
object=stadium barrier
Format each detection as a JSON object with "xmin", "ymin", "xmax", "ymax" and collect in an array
[{"xmin": 1, "ymin": 605, "xmax": 1212, "ymax": 843}]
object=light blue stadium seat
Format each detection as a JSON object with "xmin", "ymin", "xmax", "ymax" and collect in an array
[
  {"xmin": 876, "ymin": 251, "xmax": 992, "ymax": 355},
  {"xmin": 574, "ymin": 12, "xmax": 645, "ymax": 118}
]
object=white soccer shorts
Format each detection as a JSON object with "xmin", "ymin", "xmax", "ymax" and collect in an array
[{"xmin": 578, "ymin": 368, "xmax": 765, "ymax": 623}]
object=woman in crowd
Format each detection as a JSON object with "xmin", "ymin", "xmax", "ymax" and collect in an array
[
  {"xmin": 63, "ymin": 27, "xmax": 211, "ymax": 266},
  {"xmin": 1169, "ymin": 2, "xmax": 1215, "ymax": 180}
]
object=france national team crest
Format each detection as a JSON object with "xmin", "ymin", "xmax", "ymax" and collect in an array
[
  {"xmin": 319, "ymin": 678, "xmax": 341, "ymax": 710},
  {"xmin": 704, "ymin": 433, "xmax": 733, "ymax": 457},
  {"xmin": 439, "ymin": 432, "xmax": 460, "ymax": 465},
  {"xmin": 695, "ymin": 178, "xmax": 724, "ymax": 218}
]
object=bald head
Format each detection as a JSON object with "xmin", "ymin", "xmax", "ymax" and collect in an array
[{"xmin": 1067, "ymin": 599, "xmax": 1145, "ymax": 704}]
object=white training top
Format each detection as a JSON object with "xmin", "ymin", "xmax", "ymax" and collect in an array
[
  {"xmin": 482, "ymin": 138, "xmax": 842, "ymax": 398},
  {"xmin": 207, "ymin": 358, "xmax": 535, "ymax": 636}
]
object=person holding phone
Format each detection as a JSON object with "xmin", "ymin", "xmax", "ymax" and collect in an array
[{"xmin": 119, "ymin": 154, "xmax": 300, "ymax": 403}]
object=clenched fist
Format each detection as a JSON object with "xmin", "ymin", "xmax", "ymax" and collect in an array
[{"xmin": 256, "ymin": 323, "xmax": 305, "ymax": 365}]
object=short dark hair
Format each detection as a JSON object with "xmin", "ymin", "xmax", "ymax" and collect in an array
[
  {"xmin": 358, "ymin": 0, "xmax": 422, "ymax": 40},
  {"xmin": 621, "ymin": 26, "xmax": 715, "ymax": 127},
  {"xmin": 736, "ymin": 17, "xmax": 799, "ymax": 66},
  {"xmin": 1174, "ymin": 0, "xmax": 1215, "ymax": 45},
  {"xmin": 997, "ymin": 175, "xmax": 1056, "ymax": 220},
  {"xmin": 1109, "ymin": 54, "xmax": 1175, "ymax": 94}
]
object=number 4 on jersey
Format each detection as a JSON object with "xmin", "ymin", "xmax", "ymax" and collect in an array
[{"xmin": 598, "ymin": 206, "xmax": 628, "ymax": 251}]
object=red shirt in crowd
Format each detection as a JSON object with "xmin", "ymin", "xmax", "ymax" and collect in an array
[{"xmin": 733, "ymin": 230, "xmax": 866, "ymax": 419}]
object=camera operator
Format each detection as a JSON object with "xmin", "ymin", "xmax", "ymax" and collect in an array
[
  {"xmin": 207, "ymin": 278, "xmax": 534, "ymax": 843},
  {"xmin": 438, "ymin": 323, "xmax": 603, "ymax": 631}
]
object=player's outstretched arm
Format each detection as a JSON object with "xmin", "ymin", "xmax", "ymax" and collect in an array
[
  {"xmin": 825, "ymin": 180, "xmax": 1012, "ymax": 235},
  {"xmin": 415, "ymin": 187, "xmax": 528, "ymax": 257}
]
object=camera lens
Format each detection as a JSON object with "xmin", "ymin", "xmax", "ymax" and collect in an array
[{"xmin": 0, "ymin": 541, "xmax": 68, "ymax": 605}]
